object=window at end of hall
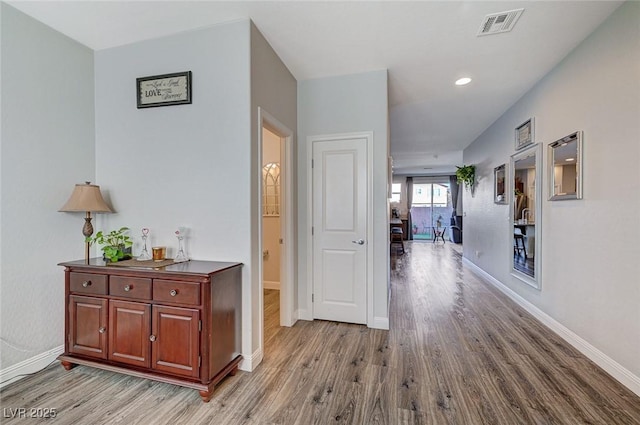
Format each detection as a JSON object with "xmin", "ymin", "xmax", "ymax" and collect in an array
[{"xmin": 391, "ymin": 183, "xmax": 402, "ymax": 203}]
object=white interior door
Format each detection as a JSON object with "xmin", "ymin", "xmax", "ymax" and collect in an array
[{"xmin": 312, "ymin": 136, "xmax": 368, "ymax": 324}]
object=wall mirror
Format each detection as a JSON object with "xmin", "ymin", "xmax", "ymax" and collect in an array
[
  {"xmin": 494, "ymin": 164, "xmax": 507, "ymax": 204},
  {"xmin": 549, "ymin": 131, "xmax": 582, "ymax": 201},
  {"xmin": 262, "ymin": 162, "xmax": 280, "ymax": 216},
  {"xmin": 510, "ymin": 144, "xmax": 542, "ymax": 289}
]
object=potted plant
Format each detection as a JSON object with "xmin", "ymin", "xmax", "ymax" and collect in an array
[
  {"xmin": 86, "ymin": 227, "xmax": 133, "ymax": 262},
  {"xmin": 456, "ymin": 165, "xmax": 476, "ymax": 190}
]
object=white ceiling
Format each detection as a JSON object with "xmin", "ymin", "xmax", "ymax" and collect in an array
[{"xmin": 8, "ymin": 1, "xmax": 622, "ymax": 174}]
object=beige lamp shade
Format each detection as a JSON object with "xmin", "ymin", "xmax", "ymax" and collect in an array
[{"xmin": 59, "ymin": 182, "xmax": 113, "ymax": 213}]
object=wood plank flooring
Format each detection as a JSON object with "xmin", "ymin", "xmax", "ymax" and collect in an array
[{"xmin": 2, "ymin": 241, "xmax": 639, "ymax": 424}]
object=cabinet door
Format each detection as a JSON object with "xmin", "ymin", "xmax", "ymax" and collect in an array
[
  {"xmin": 151, "ymin": 306, "xmax": 200, "ymax": 378},
  {"xmin": 69, "ymin": 295, "xmax": 108, "ymax": 359},
  {"xmin": 109, "ymin": 300, "xmax": 151, "ymax": 368}
]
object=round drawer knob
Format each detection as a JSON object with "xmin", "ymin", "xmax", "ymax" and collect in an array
[
  {"xmin": 82, "ymin": 281, "xmax": 91, "ymax": 288},
  {"xmin": 149, "ymin": 335, "xmax": 156, "ymax": 342},
  {"xmin": 124, "ymin": 285, "xmax": 131, "ymax": 292},
  {"xmin": 98, "ymin": 327, "xmax": 106, "ymax": 334},
  {"xmin": 170, "ymin": 289, "xmax": 178, "ymax": 297}
]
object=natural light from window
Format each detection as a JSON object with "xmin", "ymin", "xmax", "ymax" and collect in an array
[{"xmin": 391, "ymin": 183, "xmax": 402, "ymax": 203}]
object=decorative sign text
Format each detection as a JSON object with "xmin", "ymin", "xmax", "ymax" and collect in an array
[{"xmin": 137, "ymin": 71, "xmax": 191, "ymax": 108}]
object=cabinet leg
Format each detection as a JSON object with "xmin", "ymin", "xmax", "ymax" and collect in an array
[
  {"xmin": 199, "ymin": 390, "xmax": 213, "ymax": 403},
  {"xmin": 60, "ymin": 361, "xmax": 76, "ymax": 371},
  {"xmin": 229, "ymin": 365, "xmax": 239, "ymax": 376}
]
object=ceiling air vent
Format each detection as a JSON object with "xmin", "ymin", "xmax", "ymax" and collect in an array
[{"xmin": 477, "ymin": 8, "xmax": 524, "ymax": 37}]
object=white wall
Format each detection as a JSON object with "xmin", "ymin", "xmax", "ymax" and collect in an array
[
  {"xmin": 1, "ymin": 4, "xmax": 95, "ymax": 369},
  {"xmin": 96, "ymin": 20, "xmax": 297, "ymax": 368},
  {"xmin": 94, "ymin": 20, "xmax": 254, "ymax": 364},
  {"xmin": 463, "ymin": 1, "xmax": 639, "ymax": 382},
  {"xmin": 297, "ymin": 70, "xmax": 390, "ymax": 328}
]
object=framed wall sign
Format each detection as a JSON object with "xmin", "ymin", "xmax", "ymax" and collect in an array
[
  {"xmin": 136, "ymin": 71, "xmax": 192, "ymax": 108},
  {"xmin": 515, "ymin": 117, "xmax": 534, "ymax": 151}
]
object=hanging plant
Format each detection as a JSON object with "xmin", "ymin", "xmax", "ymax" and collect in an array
[{"xmin": 456, "ymin": 165, "xmax": 476, "ymax": 190}]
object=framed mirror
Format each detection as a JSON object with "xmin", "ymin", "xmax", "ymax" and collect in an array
[
  {"xmin": 549, "ymin": 131, "xmax": 582, "ymax": 201},
  {"xmin": 510, "ymin": 144, "xmax": 542, "ymax": 289},
  {"xmin": 494, "ymin": 164, "xmax": 507, "ymax": 204}
]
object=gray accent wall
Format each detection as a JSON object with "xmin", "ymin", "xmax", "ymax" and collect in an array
[
  {"xmin": 1, "ymin": 4, "xmax": 95, "ymax": 368},
  {"xmin": 250, "ymin": 22, "xmax": 298, "ymax": 350},
  {"xmin": 463, "ymin": 2, "xmax": 639, "ymax": 379}
]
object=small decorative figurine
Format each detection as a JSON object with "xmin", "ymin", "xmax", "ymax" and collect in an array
[
  {"xmin": 174, "ymin": 228, "xmax": 188, "ymax": 262},
  {"xmin": 136, "ymin": 227, "xmax": 152, "ymax": 261}
]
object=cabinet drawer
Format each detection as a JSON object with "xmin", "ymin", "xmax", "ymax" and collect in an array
[
  {"xmin": 153, "ymin": 280, "xmax": 200, "ymax": 306},
  {"xmin": 70, "ymin": 272, "xmax": 108, "ymax": 295},
  {"xmin": 110, "ymin": 276, "xmax": 152, "ymax": 300}
]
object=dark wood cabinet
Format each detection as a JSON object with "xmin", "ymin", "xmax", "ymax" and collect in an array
[
  {"xmin": 152, "ymin": 305, "xmax": 200, "ymax": 378},
  {"xmin": 69, "ymin": 295, "xmax": 108, "ymax": 359},
  {"xmin": 109, "ymin": 299, "xmax": 151, "ymax": 368},
  {"xmin": 59, "ymin": 259, "xmax": 242, "ymax": 402}
]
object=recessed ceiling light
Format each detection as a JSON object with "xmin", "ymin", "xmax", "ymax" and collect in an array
[
  {"xmin": 455, "ymin": 77, "xmax": 472, "ymax": 86},
  {"xmin": 566, "ymin": 158, "xmax": 575, "ymax": 162}
]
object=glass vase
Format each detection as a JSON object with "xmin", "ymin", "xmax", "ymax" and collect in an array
[
  {"xmin": 174, "ymin": 232, "xmax": 188, "ymax": 263},
  {"xmin": 136, "ymin": 228, "xmax": 152, "ymax": 261}
]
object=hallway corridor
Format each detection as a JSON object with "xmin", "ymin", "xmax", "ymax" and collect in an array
[{"xmin": 390, "ymin": 241, "xmax": 640, "ymax": 423}]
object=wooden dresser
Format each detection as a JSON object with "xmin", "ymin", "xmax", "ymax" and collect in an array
[{"xmin": 58, "ymin": 259, "xmax": 242, "ymax": 402}]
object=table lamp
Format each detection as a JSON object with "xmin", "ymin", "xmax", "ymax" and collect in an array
[{"xmin": 59, "ymin": 182, "xmax": 113, "ymax": 263}]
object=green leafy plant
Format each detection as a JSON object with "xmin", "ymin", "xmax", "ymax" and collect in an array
[
  {"xmin": 455, "ymin": 165, "xmax": 476, "ymax": 190},
  {"xmin": 86, "ymin": 227, "xmax": 133, "ymax": 262}
]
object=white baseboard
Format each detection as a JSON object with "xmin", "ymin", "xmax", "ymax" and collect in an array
[
  {"xmin": 297, "ymin": 308, "xmax": 312, "ymax": 321},
  {"xmin": 370, "ymin": 316, "xmax": 389, "ymax": 330},
  {"xmin": 0, "ymin": 345, "xmax": 64, "ymax": 389},
  {"xmin": 263, "ymin": 281, "xmax": 280, "ymax": 290},
  {"xmin": 281, "ymin": 310, "xmax": 299, "ymax": 328},
  {"xmin": 239, "ymin": 347, "xmax": 263, "ymax": 372},
  {"xmin": 463, "ymin": 258, "xmax": 640, "ymax": 397}
]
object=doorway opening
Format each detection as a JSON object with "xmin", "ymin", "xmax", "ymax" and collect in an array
[
  {"xmin": 258, "ymin": 108, "xmax": 295, "ymax": 365},
  {"xmin": 410, "ymin": 180, "xmax": 453, "ymax": 240},
  {"xmin": 262, "ymin": 127, "xmax": 282, "ymax": 347}
]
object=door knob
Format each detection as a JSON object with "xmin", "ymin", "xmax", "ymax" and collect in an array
[{"xmin": 351, "ymin": 239, "xmax": 365, "ymax": 245}]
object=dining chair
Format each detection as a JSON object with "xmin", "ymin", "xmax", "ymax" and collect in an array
[{"xmin": 514, "ymin": 228, "xmax": 527, "ymax": 258}]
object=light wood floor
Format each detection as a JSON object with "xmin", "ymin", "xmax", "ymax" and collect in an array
[{"xmin": 2, "ymin": 242, "xmax": 639, "ymax": 424}]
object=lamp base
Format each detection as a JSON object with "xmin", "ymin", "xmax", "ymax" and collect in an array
[{"xmin": 82, "ymin": 212, "xmax": 93, "ymax": 264}]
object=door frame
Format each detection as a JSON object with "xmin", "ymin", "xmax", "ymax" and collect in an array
[
  {"xmin": 258, "ymin": 108, "xmax": 295, "ymax": 347},
  {"xmin": 306, "ymin": 131, "xmax": 374, "ymax": 326}
]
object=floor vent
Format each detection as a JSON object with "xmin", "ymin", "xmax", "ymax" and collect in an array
[{"xmin": 477, "ymin": 8, "xmax": 524, "ymax": 36}]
